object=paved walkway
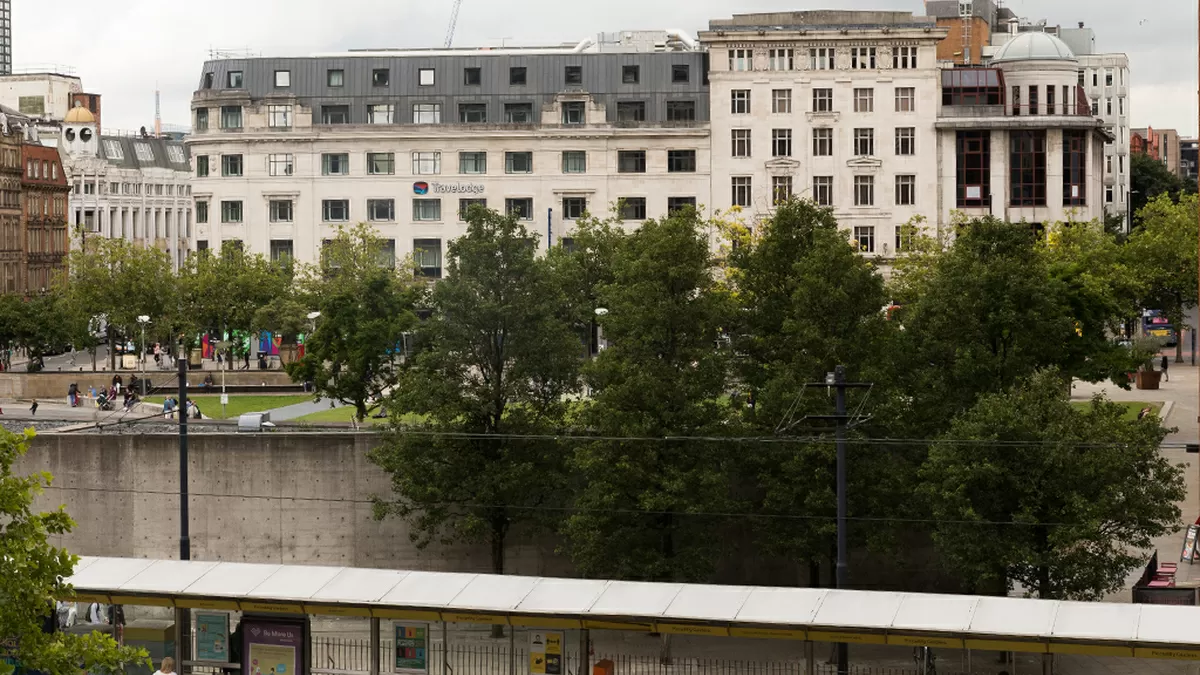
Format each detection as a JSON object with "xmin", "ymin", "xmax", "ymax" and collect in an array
[
  {"xmin": 1072, "ymin": 357, "xmax": 1200, "ymax": 596},
  {"xmin": 266, "ymin": 396, "xmax": 344, "ymax": 421}
]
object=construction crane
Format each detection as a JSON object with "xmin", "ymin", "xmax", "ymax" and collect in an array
[{"xmin": 444, "ymin": 0, "xmax": 464, "ymax": 48}]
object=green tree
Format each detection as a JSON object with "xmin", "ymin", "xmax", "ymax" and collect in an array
[
  {"xmin": 65, "ymin": 239, "xmax": 176, "ymax": 372},
  {"xmin": 545, "ymin": 212, "xmax": 626, "ymax": 359},
  {"xmin": 1131, "ymin": 151, "xmax": 1195, "ymax": 216},
  {"xmin": 921, "ymin": 369, "xmax": 1184, "ymax": 599},
  {"xmin": 370, "ymin": 206, "xmax": 580, "ymax": 578},
  {"xmin": 895, "ymin": 218, "xmax": 1125, "ymax": 433},
  {"xmin": 1127, "ymin": 194, "xmax": 1199, "ymax": 363},
  {"xmin": 286, "ymin": 224, "xmax": 420, "ymax": 421},
  {"xmin": 178, "ymin": 247, "xmax": 292, "ymax": 350},
  {"xmin": 725, "ymin": 200, "xmax": 904, "ymax": 583},
  {"xmin": 9, "ymin": 293, "xmax": 72, "ymax": 373},
  {"xmin": 1037, "ymin": 220, "xmax": 1144, "ymax": 382},
  {"xmin": 62, "ymin": 239, "xmax": 128, "ymax": 371},
  {"xmin": 562, "ymin": 209, "xmax": 736, "ymax": 582},
  {"xmin": 0, "ymin": 428, "xmax": 148, "ymax": 675}
]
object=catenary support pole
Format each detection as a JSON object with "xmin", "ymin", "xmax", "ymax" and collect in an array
[
  {"xmin": 834, "ymin": 365, "xmax": 848, "ymax": 675},
  {"xmin": 442, "ymin": 622, "xmax": 449, "ymax": 675},
  {"xmin": 179, "ymin": 347, "xmax": 190, "ymax": 561},
  {"xmin": 370, "ymin": 617, "xmax": 381, "ymax": 675}
]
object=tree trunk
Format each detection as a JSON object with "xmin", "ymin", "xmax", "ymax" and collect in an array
[
  {"xmin": 808, "ymin": 558, "xmax": 821, "ymax": 588},
  {"xmin": 1177, "ymin": 331, "xmax": 1185, "ymax": 364},
  {"xmin": 91, "ymin": 348, "xmax": 97, "ymax": 373},
  {"xmin": 108, "ymin": 325, "xmax": 116, "ymax": 372},
  {"xmin": 1036, "ymin": 524, "xmax": 1053, "ymax": 599}
]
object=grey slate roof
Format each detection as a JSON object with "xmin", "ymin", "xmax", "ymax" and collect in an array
[{"xmin": 98, "ymin": 135, "xmax": 190, "ymax": 172}]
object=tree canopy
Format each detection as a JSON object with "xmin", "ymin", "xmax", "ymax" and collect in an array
[
  {"xmin": 1131, "ymin": 151, "xmax": 1195, "ymax": 215},
  {"xmin": 922, "ymin": 369, "xmax": 1184, "ymax": 599},
  {"xmin": 371, "ymin": 207, "xmax": 580, "ymax": 575},
  {"xmin": 286, "ymin": 224, "xmax": 420, "ymax": 421},
  {"xmin": 0, "ymin": 428, "xmax": 147, "ymax": 675},
  {"xmin": 561, "ymin": 209, "xmax": 737, "ymax": 582}
]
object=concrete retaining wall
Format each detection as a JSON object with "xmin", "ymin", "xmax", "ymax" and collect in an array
[
  {"xmin": 16, "ymin": 433, "xmax": 567, "ymax": 575},
  {"xmin": 0, "ymin": 371, "xmax": 295, "ymax": 399},
  {"xmin": 14, "ymin": 432, "xmax": 958, "ymax": 590}
]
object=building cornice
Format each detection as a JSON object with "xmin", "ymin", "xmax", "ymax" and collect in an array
[{"xmin": 185, "ymin": 125, "xmax": 712, "ymax": 146}]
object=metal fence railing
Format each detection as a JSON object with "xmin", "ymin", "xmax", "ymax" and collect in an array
[{"xmin": 307, "ymin": 639, "xmax": 972, "ymax": 675}]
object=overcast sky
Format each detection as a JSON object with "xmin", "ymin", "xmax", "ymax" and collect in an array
[{"xmin": 15, "ymin": 0, "xmax": 1197, "ymax": 135}]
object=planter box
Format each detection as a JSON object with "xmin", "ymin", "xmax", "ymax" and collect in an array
[{"xmin": 1137, "ymin": 370, "xmax": 1163, "ymax": 390}]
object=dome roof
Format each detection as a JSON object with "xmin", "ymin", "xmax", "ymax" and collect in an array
[
  {"xmin": 991, "ymin": 31, "xmax": 1077, "ymax": 63},
  {"xmin": 64, "ymin": 104, "xmax": 95, "ymax": 124}
]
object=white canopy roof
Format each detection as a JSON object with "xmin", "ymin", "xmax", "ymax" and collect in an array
[{"xmin": 65, "ymin": 557, "xmax": 1200, "ymax": 651}]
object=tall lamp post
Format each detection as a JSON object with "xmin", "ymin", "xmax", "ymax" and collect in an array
[
  {"xmin": 137, "ymin": 315, "xmax": 150, "ymax": 394},
  {"xmin": 215, "ymin": 339, "xmax": 233, "ymax": 418}
]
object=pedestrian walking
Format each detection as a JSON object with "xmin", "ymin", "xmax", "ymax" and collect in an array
[
  {"xmin": 1162, "ymin": 355, "xmax": 1170, "ymax": 382},
  {"xmin": 153, "ymin": 657, "xmax": 175, "ymax": 675},
  {"xmin": 29, "ymin": 398, "xmax": 38, "ymax": 415}
]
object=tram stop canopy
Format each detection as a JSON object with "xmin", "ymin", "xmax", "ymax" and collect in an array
[{"xmin": 64, "ymin": 557, "xmax": 1200, "ymax": 661}]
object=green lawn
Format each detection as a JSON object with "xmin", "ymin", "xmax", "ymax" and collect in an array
[
  {"xmin": 294, "ymin": 407, "xmax": 426, "ymax": 425},
  {"xmin": 143, "ymin": 394, "xmax": 313, "ymax": 420},
  {"xmin": 1071, "ymin": 400, "xmax": 1162, "ymax": 421}
]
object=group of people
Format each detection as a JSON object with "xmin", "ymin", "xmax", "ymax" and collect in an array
[
  {"xmin": 161, "ymin": 397, "xmax": 203, "ymax": 420},
  {"xmin": 61, "ymin": 376, "xmax": 144, "ymax": 411}
]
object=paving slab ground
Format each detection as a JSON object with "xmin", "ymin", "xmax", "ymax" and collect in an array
[{"xmin": 1072, "ymin": 358, "xmax": 1200, "ymax": 596}]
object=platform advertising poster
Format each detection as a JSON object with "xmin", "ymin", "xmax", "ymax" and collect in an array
[
  {"xmin": 529, "ymin": 631, "xmax": 562, "ymax": 675},
  {"xmin": 244, "ymin": 622, "xmax": 302, "ymax": 675},
  {"xmin": 393, "ymin": 624, "xmax": 428, "ymax": 674},
  {"xmin": 1183, "ymin": 524, "xmax": 1199, "ymax": 562},
  {"xmin": 196, "ymin": 612, "xmax": 230, "ymax": 662},
  {"xmin": 1, "ymin": 636, "xmax": 19, "ymax": 670}
]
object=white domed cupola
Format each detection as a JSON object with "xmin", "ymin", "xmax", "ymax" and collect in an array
[
  {"xmin": 62, "ymin": 101, "xmax": 98, "ymax": 157},
  {"xmin": 990, "ymin": 32, "xmax": 1081, "ymax": 114},
  {"xmin": 991, "ymin": 32, "xmax": 1077, "ymax": 64}
]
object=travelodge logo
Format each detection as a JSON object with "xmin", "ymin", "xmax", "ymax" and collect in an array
[{"xmin": 413, "ymin": 182, "xmax": 430, "ymax": 195}]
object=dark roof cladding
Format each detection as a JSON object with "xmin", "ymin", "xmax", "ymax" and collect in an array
[
  {"xmin": 98, "ymin": 135, "xmax": 190, "ymax": 172},
  {"xmin": 705, "ymin": 10, "xmax": 936, "ymax": 32}
]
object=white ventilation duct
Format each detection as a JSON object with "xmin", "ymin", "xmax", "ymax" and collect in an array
[{"xmin": 664, "ymin": 29, "xmax": 698, "ymax": 50}]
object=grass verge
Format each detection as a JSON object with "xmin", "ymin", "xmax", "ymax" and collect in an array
[{"xmin": 143, "ymin": 394, "xmax": 313, "ymax": 420}]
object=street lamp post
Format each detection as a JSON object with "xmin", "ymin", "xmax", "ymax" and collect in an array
[
  {"xmin": 592, "ymin": 308, "xmax": 608, "ymax": 358},
  {"xmin": 137, "ymin": 315, "xmax": 150, "ymax": 394},
  {"xmin": 215, "ymin": 339, "xmax": 233, "ymax": 418}
]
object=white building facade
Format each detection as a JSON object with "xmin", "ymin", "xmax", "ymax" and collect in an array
[
  {"xmin": 937, "ymin": 33, "xmax": 1110, "ymax": 228},
  {"xmin": 0, "ymin": 71, "xmax": 80, "ymax": 119},
  {"xmin": 186, "ymin": 16, "xmax": 1113, "ymax": 267},
  {"xmin": 700, "ymin": 11, "xmax": 947, "ymax": 257},
  {"xmin": 1078, "ymin": 53, "xmax": 1130, "ymax": 218},
  {"xmin": 59, "ymin": 104, "xmax": 194, "ymax": 269},
  {"xmin": 187, "ymin": 31, "xmax": 711, "ymax": 272}
]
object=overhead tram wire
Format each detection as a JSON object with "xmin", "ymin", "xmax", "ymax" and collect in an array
[
  {"xmin": 54, "ymin": 417, "xmax": 1200, "ymax": 449},
  {"xmin": 44, "ymin": 484, "xmax": 1129, "ymax": 530}
]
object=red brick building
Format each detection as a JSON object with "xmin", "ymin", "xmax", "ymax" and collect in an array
[
  {"xmin": 20, "ymin": 142, "xmax": 68, "ymax": 291},
  {"xmin": 0, "ymin": 117, "xmax": 21, "ymax": 293}
]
